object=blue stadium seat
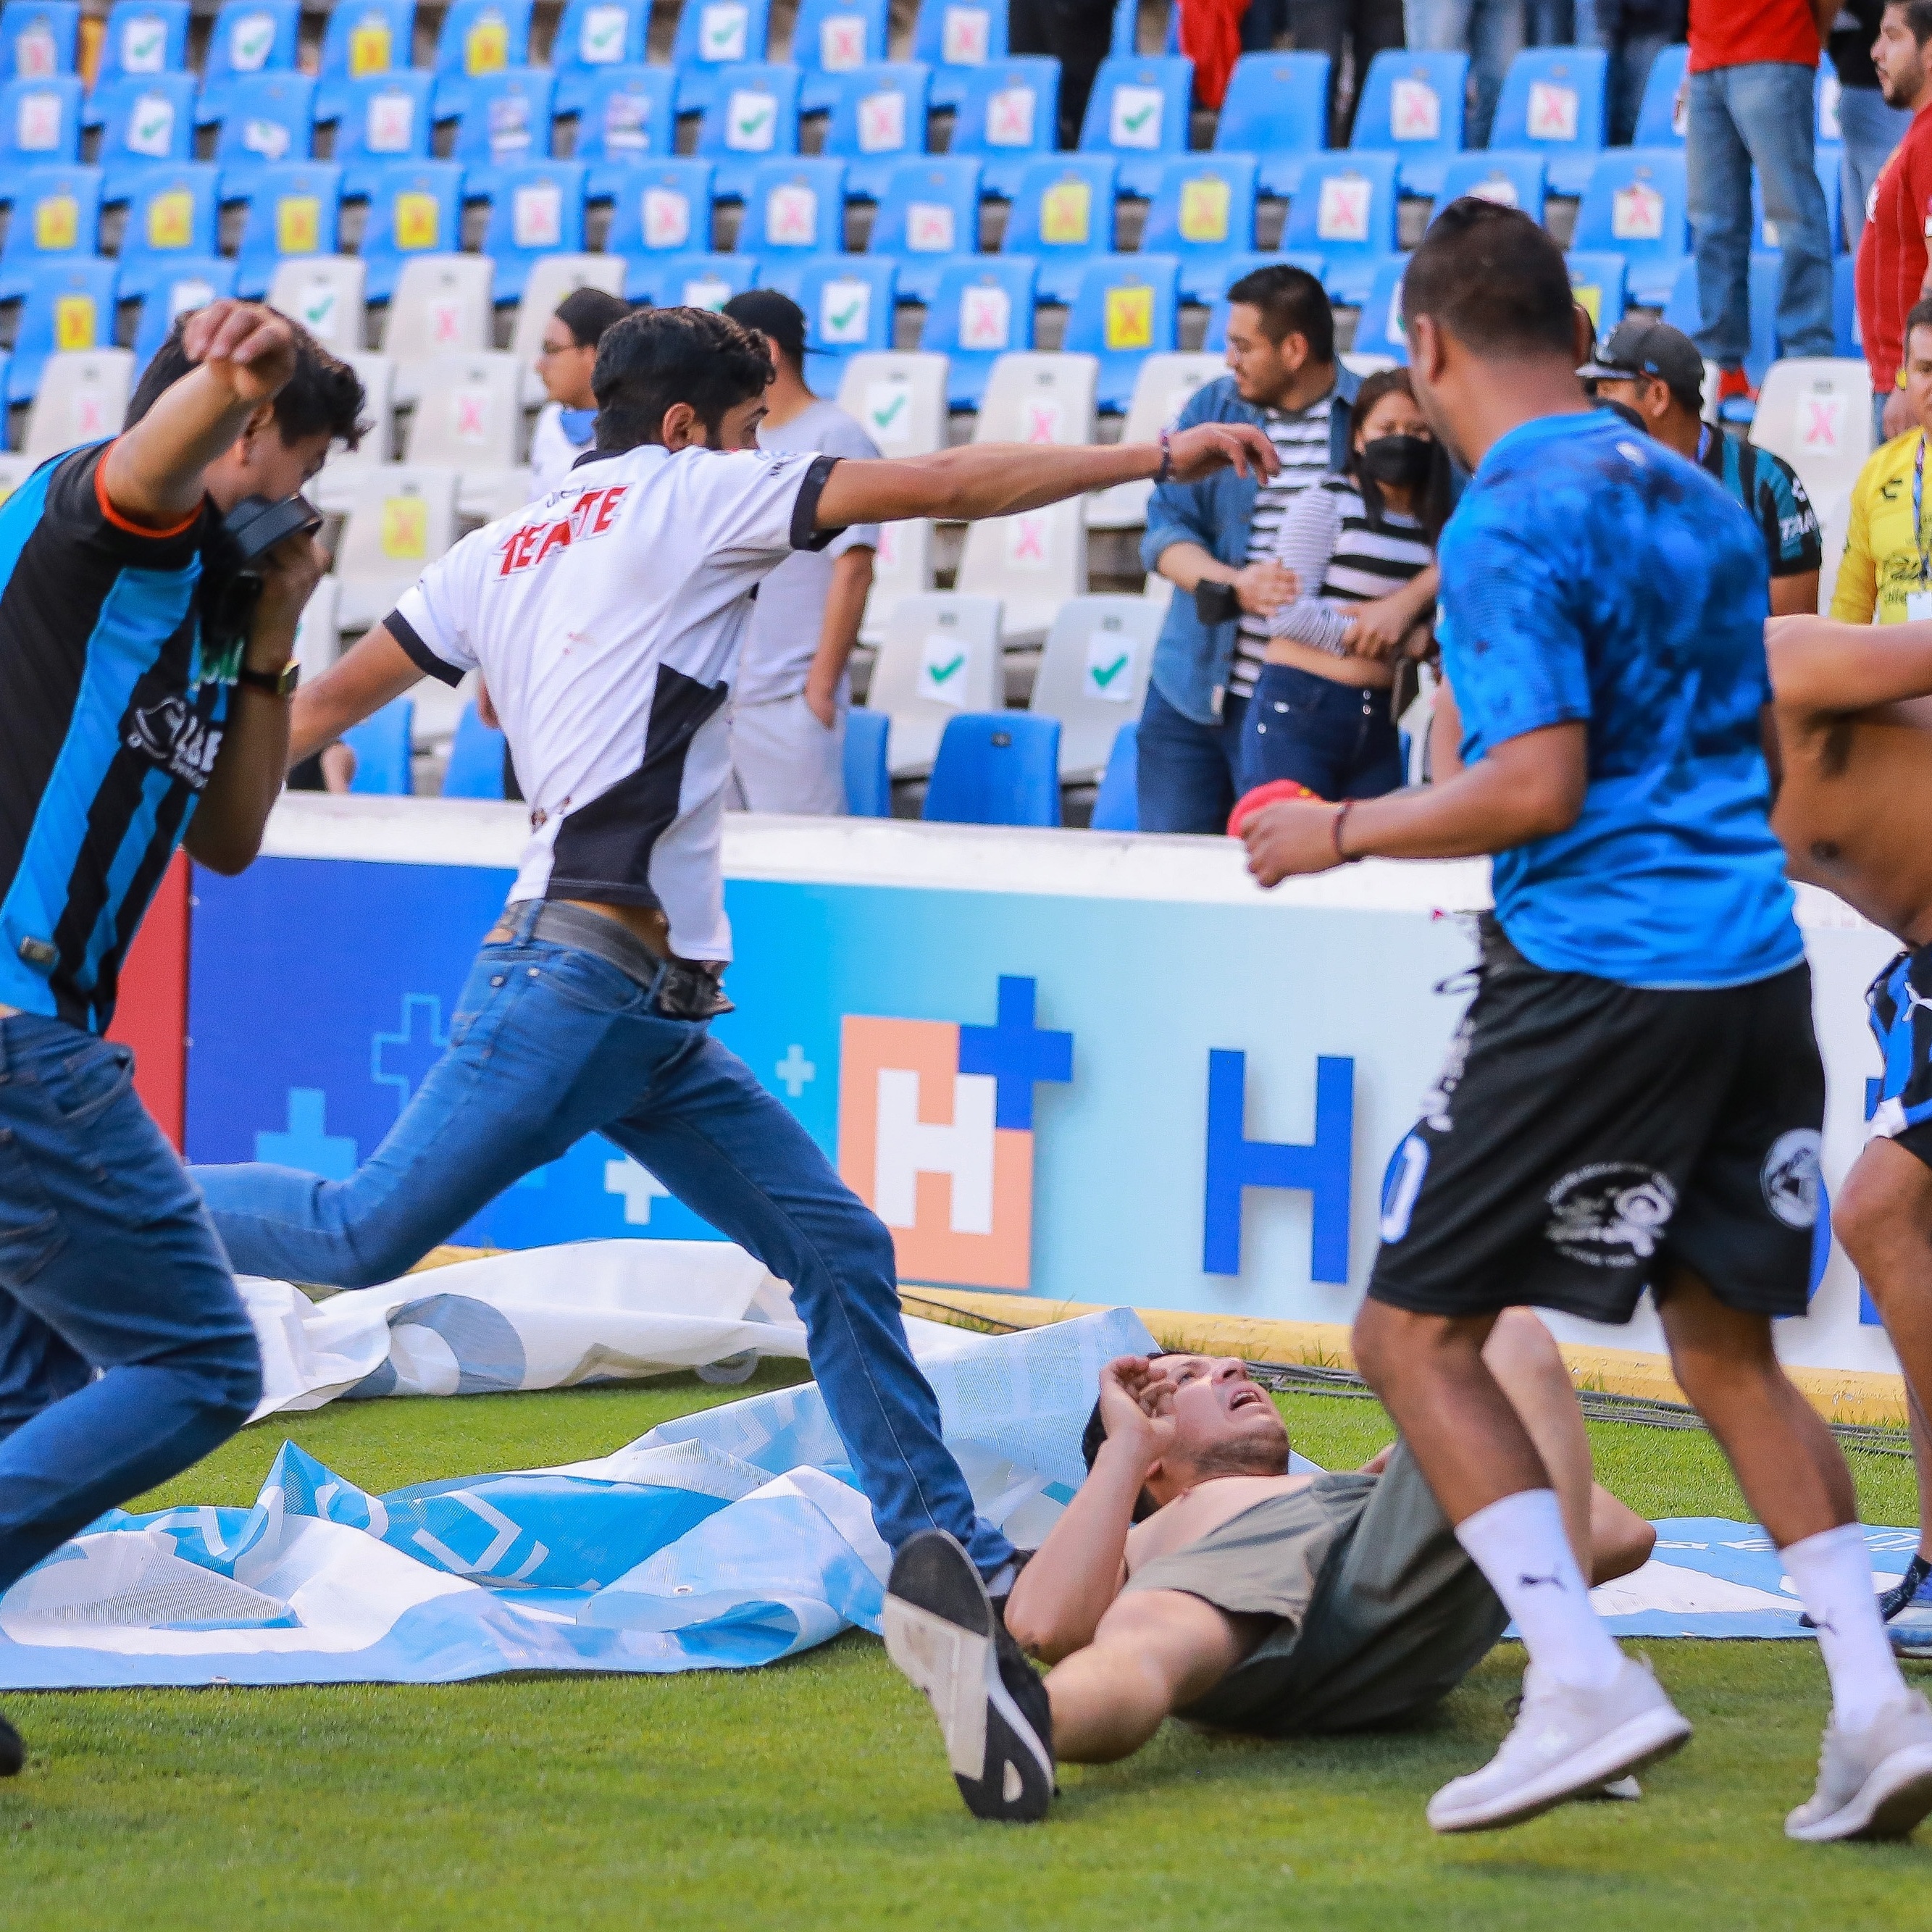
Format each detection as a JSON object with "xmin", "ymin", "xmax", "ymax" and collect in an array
[
  {"xmin": 1200, "ymin": 249, "xmax": 1326, "ymax": 348},
  {"xmin": 479, "ymin": 159, "xmax": 587, "ymax": 300},
  {"xmin": 1631, "ymin": 41, "xmax": 1687, "ymax": 147},
  {"xmin": 787, "ymin": 254, "xmax": 895, "ymax": 390},
  {"xmin": 694, "ymin": 62, "xmax": 801, "ymax": 201},
  {"xmin": 1433, "ymin": 148, "xmax": 1545, "ymax": 218},
  {"xmin": 131, "ymin": 254, "xmax": 238, "ymax": 369},
  {"xmin": 1565, "ymin": 248, "xmax": 1628, "ymax": 337},
  {"xmin": 740, "ymin": 155, "xmax": 849, "ymax": 265},
  {"xmin": 449, "ymin": 67, "xmax": 556, "ymax": 198},
  {"xmin": 228, "ymin": 159, "xmax": 342, "ymax": 296},
  {"xmin": 603, "ymin": 157, "xmax": 716, "ymax": 288},
  {"xmin": 1664, "ymin": 249, "xmax": 1780, "ymax": 392},
  {"xmin": 195, "ymin": 0, "xmax": 301, "ymax": 126},
  {"xmin": 0, "ymin": 73, "xmax": 80, "ymax": 170},
  {"xmin": 1350, "ymin": 251, "xmax": 1410, "ymax": 363},
  {"xmin": 793, "ymin": 0, "xmax": 889, "ymax": 113},
  {"xmin": 359, "ymin": 159, "xmax": 465, "ymax": 301},
  {"xmin": 820, "ymin": 61, "xmax": 929, "ymax": 201},
  {"xmin": 0, "ymin": 162, "xmax": 98, "ymax": 299},
  {"xmin": 1490, "ymin": 46, "xmax": 1608, "ymax": 198},
  {"xmin": 1063, "ymin": 251, "xmax": 1179, "ymax": 410},
  {"xmin": 90, "ymin": 70, "xmax": 196, "ymax": 204},
  {"xmin": 1572, "ymin": 146, "xmax": 1686, "ymax": 307},
  {"xmin": 911, "ymin": 0, "xmax": 1007, "ymax": 112},
  {"xmin": 1213, "ymin": 51, "xmax": 1329, "ymax": 198},
  {"xmin": 207, "ymin": 71, "xmax": 316, "ymax": 207},
  {"xmin": 1079, "ymin": 55, "xmax": 1194, "ymax": 200},
  {"xmin": 920, "ymin": 253, "xmax": 1037, "ymax": 407},
  {"xmin": 843, "ymin": 706, "xmax": 891, "ymax": 817},
  {"xmin": 1001, "ymin": 154, "xmax": 1116, "ymax": 304},
  {"xmin": 947, "ymin": 55, "xmax": 1057, "ymax": 200},
  {"xmin": 443, "ymin": 701, "xmax": 509, "ymax": 798},
  {"xmin": 314, "ymin": 0, "xmax": 413, "ymax": 125},
  {"xmin": 550, "ymin": 0, "xmax": 650, "ymax": 117},
  {"xmin": 333, "ymin": 70, "xmax": 436, "ymax": 201},
  {"xmin": 430, "ymin": 0, "xmax": 534, "ymax": 123},
  {"xmin": 924, "ymin": 713, "xmax": 1061, "ymax": 826},
  {"xmin": 1139, "ymin": 153, "xmax": 1258, "ymax": 304},
  {"xmin": 1350, "ymin": 49, "xmax": 1465, "ymax": 198},
  {"xmin": 867, "ymin": 154, "xmax": 981, "ymax": 302},
  {"xmin": 672, "ymin": 0, "xmax": 773, "ymax": 116},
  {"xmin": 572, "ymin": 64, "xmax": 678, "ymax": 199},
  {"xmin": 7, "ymin": 256, "xmax": 116, "ymax": 402},
  {"xmin": 1109, "ymin": 0, "xmax": 1135, "ymax": 56},
  {"xmin": 1834, "ymin": 251, "xmax": 1860, "ymax": 359},
  {"xmin": 629, "ymin": 250, "xmax": 756, "ymax": 309},
  {"xmin": 1280, "ymin": 151, "xmax": 1397, "ymax": 304},
  {"xmin": 114, "ymin": 162, "xmax": 221, "ymax": 302},
  {"xmin": 1089, "ymin": 717, "xmax": 1137, "ymax": 829},
  {"xmin": 88, "ymin": 0, "xmax": 189, "ymax": 117},
  {"xmin": 0, "ymin": 2, "xmax": 77, "ymax": 80},
  {"xmin": 346, "ymin": 698, "xmax": 415, "ymax": 795}
]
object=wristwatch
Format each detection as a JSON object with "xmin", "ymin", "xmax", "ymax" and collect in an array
[{"xmin": 235, "ymin": 660, "xmax": 300, "ymax": 698}]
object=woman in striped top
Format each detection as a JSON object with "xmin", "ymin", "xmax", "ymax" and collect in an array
[{"xmin": 1239, "ymin": 369, "xmax": 1448, "ymax": 801}]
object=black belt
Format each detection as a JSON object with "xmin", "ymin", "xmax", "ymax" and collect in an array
[{"xmin": 506, "ymin": 900, "xmax": 734, "ymax": 1020}]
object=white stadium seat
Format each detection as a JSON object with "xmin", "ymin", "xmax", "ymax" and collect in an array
[
  {"xmin": 292, "ymin": 574, "xmax": 344, "ymax": 679},
  {"xmin": 1088, "ymin": 351, "xmax": 1223, "ymax": 530},
  {"xmin": 511, "ymin": 254, "xmax": 627, "ymax": 406},
  {"xmin": 971, "ymin": 351, "xmax": 1099, "ymax": 448},
  {"xmin": 1749, "ymin": 357, "xmax": 1875, "ymax": 519},
  {"xmin": 835, "ymin": 351, "xmax": 950, "ymax": 457},
  {"xmin": 1341, "ymin": 352, "xmax": 1397, "ymax": 380},
  {"xmin": 333, "ymin": 464, "xmax": 460, "ymax": 632},
  {"xmin": 380, "ymin": 254, "xmax": 495, "ymax": 405},
  {"xmin": 1027, "ymin": 593, "xmax": 1163, "ymax": 779},
  {"xmin": 955, "ymin": 495, "xmax": 1088, "ymax": 647},
  {"xmin": 267, "ymin": 256, "xmax": 369, "ymax": 357},
  {"xmin": 22, "ymin": 351, "xmax": 134, "ymax": 464},
  {"xmin": 860, "ymin": 516, "xmax": 935, "ymax": 645},
  {"xmin": 864, "ymin": 592, "xmax": 1003, "ymax": 776},
  {"xmin": 0, "ymin": 454, "xmax": 36, "ymax": 507},
  {"xmin": 314, "ymin": 351, "xmax": 396, "ymax": 515},
  {"xmin": 403, "ymin": 350, "xmax": 529, "ymax": 520}
]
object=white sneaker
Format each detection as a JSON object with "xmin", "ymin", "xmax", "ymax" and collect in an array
[
  {"xmin": 1426, "ymin": 1656, "xmax": 1691, "ymax": 1834},
  {"xmin": 1786, "ymin": 1693, "xmax": 1932, "ymax": 1843}
]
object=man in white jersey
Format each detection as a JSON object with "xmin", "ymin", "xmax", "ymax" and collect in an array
[{"xmin": 191, "ymin": 306, "xmax": 1274, "ymax": 1627}]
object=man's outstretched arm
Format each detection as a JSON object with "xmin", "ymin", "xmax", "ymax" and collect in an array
[
  {"xmin": 287, "ymin": 625, "xmax": 425, "ymax": 766},
  {"xmin": 1768, "ymin": 614, "xmax": 1932, "ymax": 717}
]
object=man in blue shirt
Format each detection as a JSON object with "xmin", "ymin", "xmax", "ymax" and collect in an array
[
  {"xmin": 0, "ymin": 299, "xmax": 361, "ymax": 1774},
  {"xmin": 1242, "ymin": 200, "xmax": 1932, "ymax": 1846}
]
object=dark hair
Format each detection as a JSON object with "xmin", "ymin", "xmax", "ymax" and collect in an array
[
  {"xmin": 1081, "ymin": 1354, "xmax": 1172, "ymax": 1523},
  {"xmin": 722, "ymin": 288, "xmax": 808, "ymax": 372},
  {"xmin": 1345, "ymin": 366, "xmax": 1451, "ymax": 542},
  {"xmin": 125, "ymin": 312, "xmax": 366, "ymax": 448},
  {"xmin": 554, "ymin": 285, "xmax": 632, "ymax": 351},
  {"xmin": 1224, "ymin": 262, "xmax": 1335, "ymax": 365},
  {"xmin": 591, "ymin": 306, "xmax": 773, "ymax": 449},
  {"xmin": 1404, "ymin": 198, "xmax": 1577, "ymax": 360},
  {"xmin": 1889, "ymin": 1, "xmax": 1932, "ymax": 48},
  {"xmin": 1907, "ymin": 294, "xmax": 1932, "ymax": 348}
]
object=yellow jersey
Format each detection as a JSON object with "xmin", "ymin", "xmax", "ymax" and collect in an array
[{"xmin": 1833, "ymin": 429, "xmax": 1932, "ymax": 624}]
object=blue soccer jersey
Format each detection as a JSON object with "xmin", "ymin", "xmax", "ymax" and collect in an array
[{"xmin": 1437, "ymin": 409, "xmax": 1802, "ymax": 989}]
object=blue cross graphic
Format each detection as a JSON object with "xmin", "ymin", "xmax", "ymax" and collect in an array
[
  {"xmin": 957, "ymin": 976, "xmax": 1073, "ymax": 1132},
  {"xmin": 372, "ymin": 994, "xmax": 449, "ymax": 1113},
  {"xmin": 256, "ymin": 1089, "xmax": 358, "ymax": 1179}
]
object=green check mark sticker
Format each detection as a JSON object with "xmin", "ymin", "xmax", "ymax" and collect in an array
[
  {"xmin": 1090, "ymin": 652, "xmax": 1129, "ymax": 688},
  {"xmin": 735, "ymin": 104, "xmax": 771, "ymax": 136},
  {"xmin": 829, "ymin": 298, "xmax": 861, "ymax": 330},
  {"xmin": 871, "ymin": 393, "xmax": 906, "ymax": 427},
  {"xmin": 1122, "ymin": 104, "xmax": 1154, "ymax": 130},
  {"xmin": 927, "ymin": 653, "xmax": 965, "ymax": 683}
]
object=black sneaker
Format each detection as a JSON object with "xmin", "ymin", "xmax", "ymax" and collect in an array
[
  {"xmin": 882, "ymin": 1530, "xmax": 1055, "ymax": 1823},
  {"xmin": 0, "ymin": 1710, "xmax": 22, "ymax": 1777},
  {"xmin": 1804, "ymin": 1552, "xmax": 1932, "ymax": 1630}
]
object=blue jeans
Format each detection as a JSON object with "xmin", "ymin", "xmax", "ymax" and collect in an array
[
  {"xmin": 1136, "ymin": 680, "xmax": 1250, "ymax": 833},
  {"xmin": 1599, "ymin": 27, "xmax": 1667, "ymax": 146},
  {"xmin": 1404, "ymin": 0, "xmax": 1524, "ymax": 149},
  {"xmin": 1239, "ymin": 664, "xmax": 1406, "ymax": 800},
  {"xmin": 1686, "ymin": 62, "xmax": 1836, "ymax": 367},
  {"xmin": 190, "ymin": 908, "xmax": 1013, "ymax": 1575},
  {"xmin": 0, "ymin": 1016, "xmax": 261, "ymax": 1594},
  {"xmin": 1836, "ymin": 84, "xmax": 1913, "ymax": 249}
]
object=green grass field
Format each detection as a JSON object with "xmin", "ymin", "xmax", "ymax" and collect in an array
[{"xmin": 1, "ymin": 1367, "xmax": 1925, "ymax": 1931}]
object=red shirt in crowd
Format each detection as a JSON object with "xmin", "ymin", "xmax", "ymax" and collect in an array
[
  {"xmin": 1857, "ymin": 104, "xmax": 1932, "ymax": 393},
  {"xmin": 1688, "ymin": 0, "xmax": 1822, "ymax": 72}
]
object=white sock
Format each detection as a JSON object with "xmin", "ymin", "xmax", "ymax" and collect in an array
[
  {"xmin": 1781, "ymin": 1523, "xmax": 1908, "ymax": 1731},
  {"xmin": 1455, "ymin": 1488, "xmax": 1626, "ymax": 1693}
]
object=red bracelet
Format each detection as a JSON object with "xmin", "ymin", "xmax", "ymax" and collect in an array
[{"xmin": 1331, "ymin": 800, "xmax": 1360, "ymax": 863}]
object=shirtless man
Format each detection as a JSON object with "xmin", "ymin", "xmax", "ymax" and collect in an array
[
  {"xmin": 1768, "ymin": 612, "xmax": 1932, "ymax": 1645},
  {"xmin": 879, "ymin": 1310, "xmax": 1655, "ymax": 1822}
]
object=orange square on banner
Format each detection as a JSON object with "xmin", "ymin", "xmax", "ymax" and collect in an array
[
  {"xmin": 276, "ymin": 194, "xmax": 319, "ymax": 253},
  {"xmin": 53, "ymin": 293, "xmax": 94, "ymax": 349},
  {"xmin": 146, "ymin": 189, "xmax": 192, "ymax": 249},
  {"xmin": 1104, "ymin": 284, "xmax": 1153, "ymax": 350},
  {"xmin": 33, "ymin": 194, "xmax": 75, "ymax": 250},
  {"xmin": 393, "ymin": 191, "xmax": 439, "ymax": 249},
  {"xmin": 348, "ymin": 20, "xmax": 390, "ymax": 75},
  {"xmin": 381, "ymin": 495, "xmax": 427, "ymax": 559},
  {"xmin": 465, "ymin": 14, "xmax": 509, "ymax": 73}
]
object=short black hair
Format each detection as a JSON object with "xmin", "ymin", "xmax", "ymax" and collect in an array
[
  {"xmin": 1888, "ymin": 1, "xmax": 1932, "ymax": 48},
  {"xmin": 125, "ymin": 311, "xmax": 366, "ymax": 448},
  {"xmin": 1224, "ymin": 262, "xmax": 1335, "ymax": 365},
  {"xmin": 1404, "ymin": 198, "xmax": 1576, "ymax": 359},
  {"xmin": 722, "ymin": 288, "xmax": 808, "ymax": 372},
  {"xmin": 1907, "ymin": 293, "xmax": 1932, "ymax": 347},
  {"xmin": 591, "ymin": 306, "xmax": 774, "ymax": 449},
  {"xmin": 554, "ymin": 285, "xmax": 632, "ymax": 351}
]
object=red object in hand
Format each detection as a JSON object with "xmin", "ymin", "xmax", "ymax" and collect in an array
[{"xmin": 1228, "ymin": 778, "xmax": 1324, "ymax": 837}]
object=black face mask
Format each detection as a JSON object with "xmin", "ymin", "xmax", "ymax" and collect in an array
[{"xmin": 1358, "ymin": 433, "xmax": 1434, "ymax": 490}]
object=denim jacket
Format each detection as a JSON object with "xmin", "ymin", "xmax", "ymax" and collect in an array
[{"xmin": 1139, "ymin": 366, "xmax": 1362, "ymax": 727}]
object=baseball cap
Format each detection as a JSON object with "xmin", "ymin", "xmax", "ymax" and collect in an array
[{"xmin": 1578, "ymin": 319, "xmax": 1705, "ymax": 410}]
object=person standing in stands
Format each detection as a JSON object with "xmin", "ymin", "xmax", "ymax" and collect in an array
[
  {"xmin": 1685, "ymin": 0, "xmax": 1839, "ymax": 414},
  {"xmin": 527, "ymin": 287, "xmax": 633, "ymax": 499},
  {"xmin": 1858, "ymin": 2, "xmax": 1932, "ymax": 443},
  {"xmin": 1281, "ymin": 0, "xmax": 1408, "ymax": 143},
  {"xmin": 1403, "ymin": 0, "xmax": 1526, "ymax": 149},
  {"xmin": 1833, "ymin": 296, "xmax": 1932, "ymax": 617},
  {"xmin": 1833, "ymin": 1, "xmax": 1914, "ymax": 246},
  {"xmin": 720, "ymin": 290, "xmax": 879, "ymax": 816},
  {"xmin": 1009, "ymin": 0, "xmax": 1116, "ymax": 146},
  {"xmin": 1589, "ymin": 0, "xmax": 1686, "ymax": 146}
]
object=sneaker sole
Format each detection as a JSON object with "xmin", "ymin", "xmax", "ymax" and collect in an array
[
  {"xmin": 1786, "ymin": 1744, "xmax": 1932, "ymax": 1843},
  {"xmin": 882, "ymin": 1531, "xmax": 1053, "ymax": 1825},
  {"xmin": 1429, "ymin": 1705, "xmax": 1692, "ymax": 1834}
]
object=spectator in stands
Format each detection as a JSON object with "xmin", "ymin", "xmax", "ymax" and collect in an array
[
  {"xmin": 1832, "ymin": 295, "xmax": 1932, "ymax": 619},
  {"xmin": 1241, "ymin": 368, "xmax": 1448, "ymax": 801},
  {"xmin": 1589, "ymin": 0, "xmax": 1687, "ymax": 144},
  {"xmin": 527, "ymin": 288, "xmax": 633, "ymax": 499},
  {"xmin": 1011, "ymin": 0, "xmax": 1118, "ymax": 146},
  {"xmin": 1686, "ymin": 0, "xmax": 1838, "ymax": 412},
  {"xmin": 1404, "ymin": 0, "xmax": 1525, "ymax": 148},
  {"xmin": 1859, "ymin": 1, "xmax": 1932, "ymax": 443},
  {"xmin": 1284, "ymin": 0, "xmax": 1408, "ymax": 143},
  {"xmin": 1582, "ymin": 317, "xmax": 1823, "ymax": 614},
  {"xmin": 720, "ymin": 290, "xmax": 879, "ymax": 815},
  {"xmin": 1833, "ymin": 1, "xmax": 1914, "ymax": 244}
]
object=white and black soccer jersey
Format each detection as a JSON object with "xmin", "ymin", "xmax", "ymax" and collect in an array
[{"xmin": 386, "ymin": 442, "xmax": 842, "ymax": 959}]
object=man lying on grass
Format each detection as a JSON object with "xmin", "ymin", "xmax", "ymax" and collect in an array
[{"xmin": 882, "ymin": 1310, "xmax": 1655, "ymax": 1823}]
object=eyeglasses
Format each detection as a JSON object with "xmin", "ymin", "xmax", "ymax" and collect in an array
[{"xmin": 537, "ymin": 339, "xmax": 582, "ymax": 359}]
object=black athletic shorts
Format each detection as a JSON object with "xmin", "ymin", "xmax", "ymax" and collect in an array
[{"xmin": 1366, "ymin": 916, "xmax": 1825, "ymax": 1325}]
